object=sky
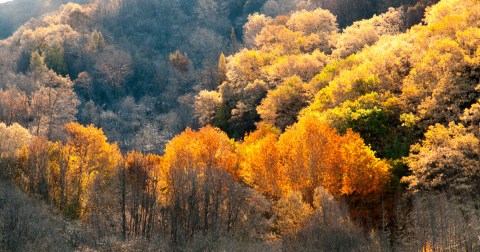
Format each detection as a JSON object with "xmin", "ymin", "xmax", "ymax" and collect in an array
[{"xmin": 0, "ymin": 0, "xmax": 14, "ymax": 3}]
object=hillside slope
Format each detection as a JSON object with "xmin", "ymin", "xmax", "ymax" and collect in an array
[{"xmin": 0, "ymin": 0, "xmax": 478, "ymax": 251}]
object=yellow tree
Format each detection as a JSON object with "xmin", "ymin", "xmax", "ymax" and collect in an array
[
  {"xmin": 277, "ymin": 114, "xmax": 343, "ymax": 202},
  {"xmin": 243, "ymin": 13, "xmax": 273, "ymax": 48},
  {"xmin": 404, "ymin": 123, "xmax": 480, "ymax": 202},
  {"xmin": 161, "ymin": 126, "xmax": 240, "ymax": 242},
  {"xmin": 257, "ymin": 75, "xmax": 311, "ymax": 131},
  {"xmin": 217, "ymin": 53, "xmax": 227, "ymax": 85},
  {"xmin": 194, "ymin": 90, "xmax": 223, "ymax": 127},
  {"xmin": 286, "ymin": 8, "xmax": 338, "ymax": 53},
  {"xmin": 63, "ymin": 122, "xmax": 122, "ymax": 220},
  {"xmin": 0, "ymin": 123, "xmax": 31, "ymax": 179}
]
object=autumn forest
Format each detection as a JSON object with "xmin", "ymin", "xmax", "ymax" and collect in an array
[{"xmin": 0, "ymin": 0, "xmax": 479, "ymax": 251}]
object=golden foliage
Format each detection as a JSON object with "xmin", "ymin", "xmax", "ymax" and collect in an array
[
  {"xmin": 63, "ymin": 122, "xmax": 122, "ymax": 218},
  {"xmin": 278, "ymin": 114, "xmax": 390, "ymax": 201},
  {"xmin": 162, "ymin": 126, "xmax": 238, "ymax": 177},
  {"xmin": 238, "ymin": 123, "xmax": 283, "ymax": 198}
]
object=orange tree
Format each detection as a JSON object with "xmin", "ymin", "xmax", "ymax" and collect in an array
[{"xmin": 277, "ymin": 113, "xmax": 390, "ymax": 223}]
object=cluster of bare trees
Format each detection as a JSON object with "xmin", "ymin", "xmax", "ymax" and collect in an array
[{"xmin": 0, "ymin": 53, "xmax": 79, "ymax": 141}]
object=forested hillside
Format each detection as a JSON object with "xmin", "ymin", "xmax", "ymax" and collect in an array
[
  {"xmin": 1, "ymin": 0, "xmax": 479, "ymax": 251},
  {"xmin": 0, "ymin": 0, "xmax": 435, "ymax": 153}
]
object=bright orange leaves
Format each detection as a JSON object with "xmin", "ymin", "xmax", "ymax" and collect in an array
[
  {"xmin": 278, "ymin": 114, "xmax": 390, "ymax": 201},
  {"xmin": 339, "ymin": 129, "xmax": 390, "ymax": 196},
  {"xmin": 229, "ymin": 115, "xmax": 390, "ymax": 208},
  {"xmin": 10, "ymin": 120, "xmax": 389, "ymax": 224},
  {"xmin": 238, "ymin": 123, "xmax": 283, "ymax": 198},
  {"xmin": 162, "ymin": 126, "xmax": 238, "ymax": 177},
  {"xmin": 161, "ymin": 119, "xmax": 390, "ymax": 205}
]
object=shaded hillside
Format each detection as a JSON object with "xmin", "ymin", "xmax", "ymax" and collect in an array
[{"xmin": 0, "ymin": 179, "xmax": 95, "ymax": 251}]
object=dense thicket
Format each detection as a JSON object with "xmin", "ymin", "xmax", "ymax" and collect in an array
[{"xmin": 0, "ymin": 179, "xmax": 96, "ymax": 251}]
